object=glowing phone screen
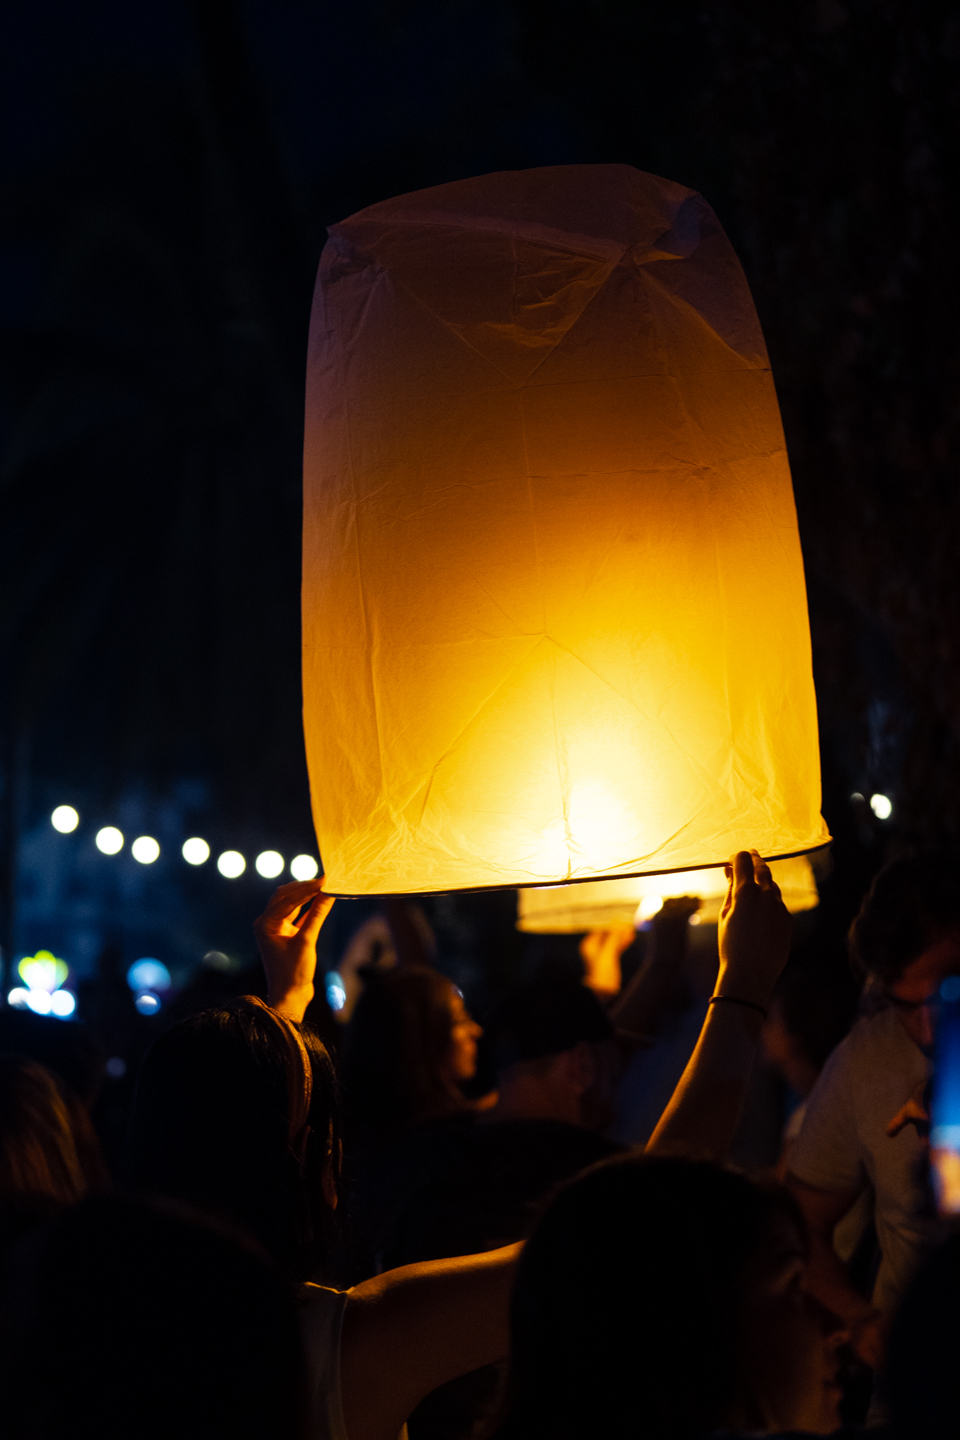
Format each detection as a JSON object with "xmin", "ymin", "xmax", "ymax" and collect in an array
[{"xmin": 931, "ymin": 979, "xmax": 960, "ymax": 1214}]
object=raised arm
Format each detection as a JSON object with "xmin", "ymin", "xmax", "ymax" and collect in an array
[
  {"xmin": 340, "ymin": 1244, "xmax": 522, "ymax": 1440},
  {"xmin": 253, "ymin": 879, "xmax": 335, "ymax": 1021},
  {"xmin": 608, "ymin": 897, "xmax": 701, "ymax": 1036},
  {"xmin": 580, "ymin": 924, "xmax": 638, "ymax": 1000},
  {"xmin": 646, "ymin": 849, "xmax": 791, "ymax": 1160}
]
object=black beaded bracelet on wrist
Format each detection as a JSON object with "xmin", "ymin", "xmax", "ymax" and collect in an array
[{"xmin": 708, "ymin": 994, "xmax": 768, "ymax": 1020}]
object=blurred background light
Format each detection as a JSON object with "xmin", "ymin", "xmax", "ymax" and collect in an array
[
  {"xmin": 942, "ymin": 976, "xmax": 960, "ymax": 1003},
  {"xmin": 51, "ymin": 805, "xmax": 79, "ymax": 833},
  {"xmin": 126, "ymin": 958, "xmax": 171, "ymax": 993},
  {"xmin": 15, "ymin": 950, "xmax": 74, "ymax": 1018},
  {"xmin": 18, "ymin": 952, "xmax": 69, "ymax": 991},
  {"xmin": 96, "ymin": 826, "xmax": 124, "ymax": 854},
  {"xmin": 870, "ymin": 793, "xmax": 893, "ymax": 820},
  {"xmin": 290, "ymin": 854, "xmax": 319, "ymax": 881},
  {"xmin": 182, "ymin": 837, "xmax": 210, "ymax": 865},
  {"xmin": 131, "ymin": 835, "xmax": 160, "ymax": 864},
  {"xmin": 255, "ymin": 850, "xmax": 284, "ymax": 878},
  {"xmin": 634, "ymin": 896, "xmax": 664, "ymax": 923},
  {"xmin": 217, "ymin": 851, "xmax": 245, "ymax": 878},
  {"xmin": 325, "ymin": 971, "xmax": 347, "ymax": 1011},
  {"xmin": 134, "ymin": 991, "xmax": 161, "ymax": 1015},
  {"xmin": 202, "ymin": 950, "xmax": 234, "ymax": 971}
]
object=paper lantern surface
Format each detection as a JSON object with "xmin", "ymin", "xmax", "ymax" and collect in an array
[
  {"xmin": 303, "ymin": 164, "xmax": 829, "ymax": 895},
  {"xmin": 516, "ymin": 855, "xmax": 820, "ymax": 933}
]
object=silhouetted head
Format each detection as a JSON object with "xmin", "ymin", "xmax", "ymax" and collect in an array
[
  {"xmin": 484, "ymin": 975, "xmax": 619, "ymax": 1128},
  {"xmin": 762, "ymin": 960, "xmax": 859, "ymax": 1098},
  {"xmin": 0, "ymin": 1194, "xmax": 307, "ymax": 1440},
  {"xmin": 885, "ymin": 1229, "xmax": 960, "ymax": 1440},
  {"xmin": 339, "ymin": 966, "xmax": 480, "ymax": 1138},
  {"xmin": 850, "ymin": 848, "xmax": 960, "ymax": 986},
  {"xmin": 128, "ymin": 997, "xmax": 339, "ymax": 1281},
  {"xmin": 496, "ymin": 1154, "xmax": 844, "ymax": 1440}
]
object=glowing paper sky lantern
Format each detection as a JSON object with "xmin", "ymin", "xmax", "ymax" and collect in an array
[
  {"xmin": 303, "ymin": 164, "xmax": 829, "ymax": 896},
  {"xmin": 517, "ymin": 854, "xmax": 820, "ymax": 933}
]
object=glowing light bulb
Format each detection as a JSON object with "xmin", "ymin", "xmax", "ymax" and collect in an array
[
  {"xmin": 96, "ymin": 826, "xmax": 124, "ymax": 855},
  {"xmin": 51, "ymin": 805, "xmax": 79, "ymax": 833},
  {"xmin": 50, "ymin": 990, "xmax": 76, "ymax": 1017},
  {"xmin": 182, "ymin": 837, "xmax": 210, "ymax": 865},
  {"xmin": 127, "ymin": 959, "xmax": 171, "ymax": 993},
  {"xmin": 870, "ymin": 793, "xmax": 893, "ymax": 820},
  {"xmin": 217, "ymin": 851, "xmax": 246, "ymax": 879},
  {"xmin": 25, "ymin": 991, "xmax": 52, "ymax": 1015},
  {"xmin": 131, "ymin": 836, "xmax": 160, "ymax": 865},
  {"xmin": 7, "ymin": 987, "xmax": 29, "ymax": 1008},
  {"xmin": 255, "ymin": 850, "xmax": 285, "ymax": 879},
  {"xmin": 290, "ymin": 854, "xmax": 319, "ymax": 881},
  {"xmin": 134, "ymin": 991, "xmax": 161, "ymax": 1015}
]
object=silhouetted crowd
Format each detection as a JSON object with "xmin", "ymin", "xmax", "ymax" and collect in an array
[{"xmin": 1, "ymin": 848, "xmax": 958, "ymax": 1440}]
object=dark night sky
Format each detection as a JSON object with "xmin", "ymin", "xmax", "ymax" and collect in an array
[{"xmin": 2, "ymin": 0, "xmax": 959, "ymax": 985}]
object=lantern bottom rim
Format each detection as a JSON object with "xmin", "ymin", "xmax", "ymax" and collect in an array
[{"xmin": 320, "ymin": 839, "xmax": 833, "ymax": 900}]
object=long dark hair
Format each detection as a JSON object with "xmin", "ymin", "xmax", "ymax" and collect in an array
[
  {"xmin": 493, "ymin": 1153, "xmax": 806, "ymax": 1440},
  {"xmin": 127, "ymin": 997, "xmax": 340, "ymax": 1282},
  {"xmin": 339, "ymin": 965, "xmax": 466, "ymax": 1139},
  {"xmin": 0, "ymin": 1054, "xmax": 103, "ymax": 1204}
]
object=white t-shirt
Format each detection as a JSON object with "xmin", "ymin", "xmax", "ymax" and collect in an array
[
  {"xmin": 790, "ymin": 1005, "xmax": 943, "ymax": 1315},
  {"xmin": 300, "ymin": 1284, "xmax": 349, "ymax": 1440}
]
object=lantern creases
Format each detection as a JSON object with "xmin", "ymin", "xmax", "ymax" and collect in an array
[{"xmin": 303, "ymin": 163, "xmax": 830, "ymax": 895}]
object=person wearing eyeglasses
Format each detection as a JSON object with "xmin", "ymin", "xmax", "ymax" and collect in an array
[{"xmin": 786, "ymin": 849, "xmax": 959, "ymax": 1375}]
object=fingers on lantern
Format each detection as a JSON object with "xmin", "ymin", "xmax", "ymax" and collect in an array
[{"xmin": 303, "ymin": 164, "xmax": 830, "ymax": 896}]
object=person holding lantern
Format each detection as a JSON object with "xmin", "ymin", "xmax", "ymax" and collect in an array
[
  {"xmin": 126, "ymin": 846, "xmax": 791, "ymax": 1440},
  {"xmin": 273, "ymin": 158, "xmax": 839, "ymax": 1437}
]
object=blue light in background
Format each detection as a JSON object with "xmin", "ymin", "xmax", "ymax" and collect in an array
[
  {"xmin": 325, "ymin": 971, "xmax": 346, "ymax": 1012},
  {"xmin": 127, "ymin": 958, "xmax": 171, "ymax": 993}
]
